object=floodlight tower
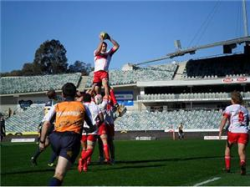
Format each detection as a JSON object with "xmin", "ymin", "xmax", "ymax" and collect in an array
[{"xmin": 242, "ymin": 0, "xmax": 249, "ymax": 36}]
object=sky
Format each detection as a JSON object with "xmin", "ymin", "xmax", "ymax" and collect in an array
[{"xmin": 1, "ymin": 0, "xmax": 250, "ymax": 73}]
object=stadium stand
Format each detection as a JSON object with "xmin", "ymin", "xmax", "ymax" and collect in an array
[
  {"xmin": 1, "ymin": 53, "xmax": 250, "ymax": 138},
  {"xmin": 0, "ymin": 73, "xmax": 81, "ymax": 95},
  {"xmin": 85, "ymin": 63, "xmax": 178, "ymax": 87},
  {"xmin": 5, "ymin": 105, "xmax": 44, "ymax": 135},
  {"xmin": 115, "ymin": 109, "xmax": 222, "ymax": 131}
]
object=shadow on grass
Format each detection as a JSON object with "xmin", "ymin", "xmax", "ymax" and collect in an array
[
  {"xmin": 84, "ymin": 155, "xmax": 222, "ymax": 171},
  {"xmin": 1, "ymin": 167, "xmax": 55, "ymax": 175},
  {"xmin": 89, "ymin": 155, "xmax": 221, "ymax": 166},
  {"xmin": 2, "ymin": 155, "xmax": 221, "ymax": 175},
  {"xmin": 116, "ymin": 155, "xmax": 221, "ymax": 164}
]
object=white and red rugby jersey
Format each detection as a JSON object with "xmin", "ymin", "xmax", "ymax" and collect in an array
[
  {"xmin": 82, "ymin": 101, "xmax": 101, "ymax": 135},
  {"xmin": 223, "ymin": 104, "xmax": 249, "ymax": 133},
  {"xmin": 94, "ymin": 48, "xmax": 116, "ymax": 72}
]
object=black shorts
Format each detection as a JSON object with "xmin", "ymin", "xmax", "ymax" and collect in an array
[{"xmin": 49, "ymin": 131, "xmax": 81, "ymax": 164}]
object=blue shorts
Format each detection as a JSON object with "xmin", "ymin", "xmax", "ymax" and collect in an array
[{"xmin": 49, "ymin": 131, "xmax": 81, "ymax": 164}]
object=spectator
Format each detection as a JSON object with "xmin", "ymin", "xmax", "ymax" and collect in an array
[
  {"xmin": 178, "ymin": 123, "xmax": 184, "ymax": 139},
  {"xmin": 0, "ymin": 114, "xmax": 6, "ymax": 142}
]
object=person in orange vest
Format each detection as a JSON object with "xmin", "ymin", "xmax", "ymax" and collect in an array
[{"xmin": 39, "ymin": 83, "xmax": 94, "ymax": 186}]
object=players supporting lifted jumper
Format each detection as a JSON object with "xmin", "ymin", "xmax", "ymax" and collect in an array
[
  {"xmin": 77, "ymin": 93, "xmax": 105, "ymax": 172},
  {"xmin": 97, "ymin": 92, "xmax": 116, "ymax": 164},
  {"xmin": 219, "ymin": 91, "xmax": 249, "ymax": 175}
]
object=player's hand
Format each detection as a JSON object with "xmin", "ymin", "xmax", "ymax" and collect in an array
[
  {"xmin": 99, "ymin": 34, "xmax": 104, "ymax": 41},
  {"xmin": 39, "ymin": 142, "xmax": 45, "ymax": 150},
  {"xmin": 218, "ymin": 132, "xmax": 222, "ymax": 140},
  {"xmin": 106, "ymin": 33, "xmax": 111, "ymax": 40}
]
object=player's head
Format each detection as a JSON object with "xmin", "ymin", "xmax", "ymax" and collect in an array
[
  {"xmin": 62, "ymin": 83, "xmax": 76, "ymax": 98},
  {"xmin": 101, "ymin": 42, "xmax": 107, "ymax": 52},
  {"xmin": 47, "ymin": 89, "xmax": 56, "ymax": 99},
  {"xmin": 231, "ymin": 91, "xmax": 243, "ymax": 104},
  {"xmin": 83, "ymin": 93, "xmax": 92, "ymax": 103},
  {"xmin": 94, "ymin": 94, "xmax": 103, "ymax": 105},
  {"xmin": 75, "ymin": 90, "xmax": 85, "ymax": 102}
]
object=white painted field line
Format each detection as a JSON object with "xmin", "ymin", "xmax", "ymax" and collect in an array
[{"xmin": 193, "ymin": 177, "xmax": 221, "ymax": 186}]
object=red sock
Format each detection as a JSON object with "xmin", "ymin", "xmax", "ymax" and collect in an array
[
  {"xmin": 225, "ymin": 156, "xmax": 231, "ymax": 170},
  {"xmin": 240, "ymin": 160, "xmax": 246, "ymax": 167},
  {"xmin": 103, "ymin": 144, "xmax": 110, "ymax": 161},
  {"xmin": 82, "ymin": 149, "xmax": 93, "ymax": 160},
  {"xmin": 81, "ymin": 150, "xmax": 86, "ymax": 158},
  {"xmin": 109, "ymin": 89, "xmax": 117, "ymax": 105}
]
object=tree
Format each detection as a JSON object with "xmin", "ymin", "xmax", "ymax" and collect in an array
[
  {"xmin": 68, "ymin": 60, "xmax": 93, "ymax": 75},
  {"xmin": 22, "ymin": 63, "xmax": 35, "ymax": 76},
  {"xmin": 33, "ymin": 39, "xmax": 68, "ymax": 74}
]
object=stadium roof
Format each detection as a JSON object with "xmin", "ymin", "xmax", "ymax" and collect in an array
[{"xmin": 134, "ymin": 36, "xmax": 250, "ymax": 66}]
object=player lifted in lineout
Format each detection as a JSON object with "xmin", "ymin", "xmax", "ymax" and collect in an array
[{"xmin": 91, "ymin": 32, "xmax": 126, "ymax": 117}]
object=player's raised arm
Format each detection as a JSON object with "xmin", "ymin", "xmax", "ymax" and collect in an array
[
  {"xmin": 107, "ymin": 34, "xmax": 119, "ymax": 53},
  {"xmin": 94, "ymin": 34, "xmax": 105, "ymax": 56}
]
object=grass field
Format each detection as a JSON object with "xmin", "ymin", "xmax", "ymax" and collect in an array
[{"xmin": 1, "ymin": 139, "xmax": 250, "ymax": 186}]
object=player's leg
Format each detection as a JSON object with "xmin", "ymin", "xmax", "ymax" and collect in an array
[
  {"xmin": 108, "ymin": 136, "xmax": 115, "ymax": 164},
  {"xmin": 78, "ymin": 135, "xmax": 87, "ymax": 172},
  {"xmin": 107, "ymin": 124, "xmax": 115, "ymax": 164},
  {"xmin": 81, "ymin": 136, "xmax": 96, "ymax": 172},
  {"xmin": 100, "ymin": 133, "xmax": 110, "ymax": 163},
  {"xmin": 224, "ymin": 132, "xmax": 237, "ymax": 172},
  {"xmin": 92, "ymin": 71, "xmax": 103, "ymax": 96},
  {"xmin": 91, "ymin": 83, "xmax": 97, "ymax": 95},
  {"xmin": 97, "ymin": 136, "xmax": 104, "ymax": 164},
  {"xmin": 94, "ymin": 83, "xmax": 101, "ymax": 95},
  {"xmin": 109, "ymin": 87, "xmax": 118, "ymax": 106},
  {"xmin": 224, "ymin": 141, "xmax": 233, "ymax": 172},
  {"xmin": 49, "ymin": 156, "xmax": 71, "ymax": 186},
  {"xmin": 98, "ymin": 123, "xmax": 110, "ymax": 163},
  {"xmin": 102, "ymin": 78, "xmax": 110, "ymax": 99},
  {"xmin": 31, "ymin": 138, "xmax": 49, "ymax": 165},
  {"xmin": 109, "ymin": 87, "xmax": 126, "ymax": 117},
  {"xmin": 238, "ymin": 143, "xmax": 247, "ymax": 175},
  {"xmin": 237, "ymin": 133, "xmax": 248, "ymax": 175},
  {"xmin": 31, "ymin": 148, "xmax": 42, "ymax": 166},
  {"xmin": 48, "ymin": 151, "xmax": 57, "ymax": 167},
  {"xmin": 44, "ymin": 136, "xmax": 57, "ymax": 167},
  {"xmin": 49, "ymin": 133, "xmax": 81, "ymax": 185}
]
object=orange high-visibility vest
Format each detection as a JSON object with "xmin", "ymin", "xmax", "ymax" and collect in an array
[{"xmin": 54, "ymin": 101, "xmax": 85, "ymax": 134}]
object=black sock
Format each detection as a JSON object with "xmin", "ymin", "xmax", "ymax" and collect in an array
[
  {"xmin": 49, "ymin": 177, "xmax": 62, "ymax": 186},
  {"xmin": 33, "ymin": 148, "xmax": 42, "ymax": 160}
]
